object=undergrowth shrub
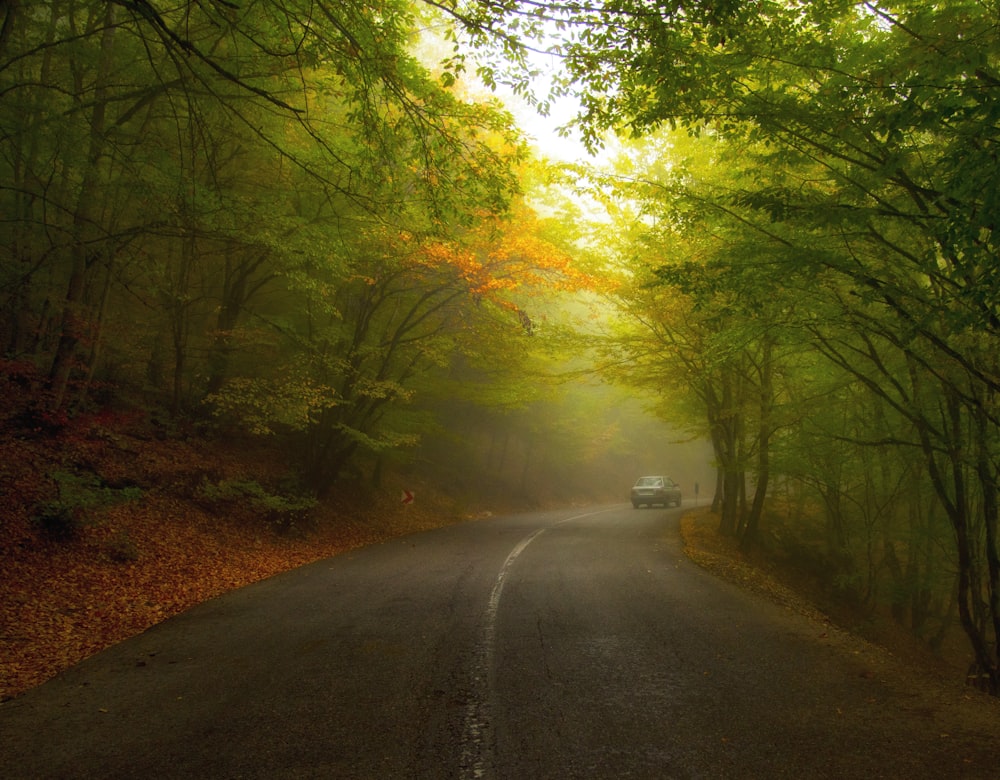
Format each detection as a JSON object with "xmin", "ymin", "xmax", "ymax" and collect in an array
[
  {"xmin": 196, "ymin": 478, "xmax": 317, "ymax": 533},
  {"xmin": 34, "ymin": 470, "xmax": 144, "ymax": 541}
]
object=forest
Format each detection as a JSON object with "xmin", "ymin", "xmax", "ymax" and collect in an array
[{"xmin": 2, "ymin": 0, "xmax": 1000, "ymax": 696}]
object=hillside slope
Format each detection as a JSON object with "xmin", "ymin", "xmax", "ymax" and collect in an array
[{"xmin": 0, "ymin": 410, "xmax": 473, "ymax": 701}]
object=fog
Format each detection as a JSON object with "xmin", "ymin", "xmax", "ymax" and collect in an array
[{"xmin": 410, "ymin": 382, "xmax": 715, "ymax": 509}]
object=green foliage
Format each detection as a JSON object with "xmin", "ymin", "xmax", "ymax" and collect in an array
[
  {"xmin": 34, "ymin": 470, "xmax": 143, "ymax": 541},
  {"xmin": 196, "ymin": 478, "xmax": 318, "ymax": 532},
  {"xmin": 523, "ymin": 0, "xmax": 1000, "ymax": 684},
  {"xmin": 0, "ymin": 0, "xmax": 540, "ymax": 496}
]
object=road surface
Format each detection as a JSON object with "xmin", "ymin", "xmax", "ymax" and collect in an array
[{"xmin": 2, "ymin": 505, "xmax": 999, "ymax": 778}]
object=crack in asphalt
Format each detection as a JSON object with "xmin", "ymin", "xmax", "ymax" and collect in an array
[{"xmin": 458, "ymin": 509, "xmax": 620, "ymax": 780}]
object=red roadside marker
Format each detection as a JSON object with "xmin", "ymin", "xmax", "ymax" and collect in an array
[{"xmin": 401, "ymin": 489, "xmax": 414, "ymax": 505}]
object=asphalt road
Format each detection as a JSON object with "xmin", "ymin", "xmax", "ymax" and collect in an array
[{"xmin": 2, "ymin": 504, "xmax": 999, "ymax": 779}]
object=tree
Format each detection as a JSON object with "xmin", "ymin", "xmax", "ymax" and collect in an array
[
  {"xmin": 0, "ymin": 0, "xmax": 525, "ymax": 411},
  {"xmin": 445, "ymin": 0, "xmax": 1000, "ymax": 689},
  {"xmin": 584, "ymin": 130, "xmax": 798, "ymax": 547}
]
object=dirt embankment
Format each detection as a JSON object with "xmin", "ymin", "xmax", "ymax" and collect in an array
[
  {"xmin": 0, "ymin": 420, "xmax": 479, "ymax": 701},
  {"xmin": 679, "ymin": 509, "xmax": 981, "ymax": 693}
]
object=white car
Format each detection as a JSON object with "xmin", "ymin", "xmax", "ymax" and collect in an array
[{"xmin": 630, "ymin": 476, "xmax": 682, "ymax": 508}]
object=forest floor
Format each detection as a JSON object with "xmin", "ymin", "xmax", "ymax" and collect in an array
[
  {"xmin": 0, "ymin": 408, "xmax": 493, "ymax": 701},
  {"xmin": 0, "ymin": 403, "xmax": 986, "ymax": 704},
  {"xmin": 679, "ymin": 509, "xmax": 977, "ymax": 689}
]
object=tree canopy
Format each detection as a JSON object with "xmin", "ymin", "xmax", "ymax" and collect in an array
[
  {"xmin": 426, "ymin": 0, "xmax": 1000, "ymax": 692},
  {"xmin": 5, "ymin": 0, "xmax": 1000, "ymax": 694}
]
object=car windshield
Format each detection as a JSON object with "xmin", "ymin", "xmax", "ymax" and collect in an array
[{"xmin": 636, "ymin": 477, "xmax": 663, "ymax": 487}]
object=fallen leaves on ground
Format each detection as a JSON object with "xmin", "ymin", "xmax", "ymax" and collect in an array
[
  {"xmin": 0, "ymin": 425, "xmax": 467, "ymax": 702},
  {"xmin": 679, "ymin": 509, "xmax": 829, "ymax": 623},
  {"xmin": 678, "ymin": 508, "xmax": 986, "ymax": 695}
]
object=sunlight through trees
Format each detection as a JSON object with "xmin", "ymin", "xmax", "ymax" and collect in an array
[{"xmin": 3, "ymin": 0, "xmax": 1000, "ymax": 693}]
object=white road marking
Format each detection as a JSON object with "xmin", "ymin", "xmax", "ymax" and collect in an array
[{"xmin": 459, "ymin": 508, "xmax": 622, "ymax": 779}]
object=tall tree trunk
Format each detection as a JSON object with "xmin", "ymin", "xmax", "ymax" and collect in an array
[
  {"xmin": 5, "ymin": 2, "xmax": 58, "ymax": 354},
  {"xmin": 169, "ymin": 229, "xmax": 196, "ymax": 412},
  {"xmin": 741, "ymin": 339, "xmax": 773, "ymax": 550},
  {"xmin": 205, "ymin": 250, "xmax": 271, "ymax": 396},
  {"xmin": 711, "ymin": 371, "xmax": 743, "ymax": 536},
  {"xmin": 49, "ymin": 4, "xmax": 116, "ymax": 408},
  {"xmin": 0, "ymin": 0, "xmax": 19, "ymax": 57},
  {"xmin": 919, "ymin": 378, "xmax": 996, "ymax": 693},
  {"xmin": 74, "ymin": 259, "xmax": 113, "ymax": 411},
  {"xmin": 711, "ymin": 465, "xmax": 724, "ymax": 513},
  {"xmin": 974, "ymin": 393, "xmax": 1000, "ymax": 693}
]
